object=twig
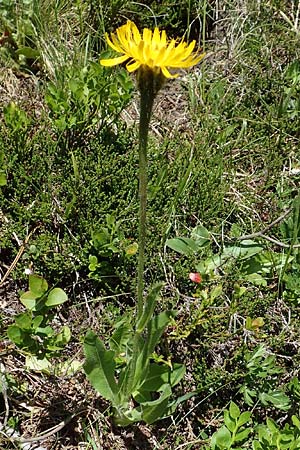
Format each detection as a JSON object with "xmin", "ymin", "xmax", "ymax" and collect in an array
[
  {"xmin": 0, "ymin": 363, "xmax": 9, "ymax": 427},
  {"xmin": 0, "ymin": 225, "xmax": 39, "ymax": 287},
  {"xmin": 3, "ymin": 409, "xmax": 86, "ymax": 445},
  {"xmin": 235, "ymin": 207, "xmax": 292, "ymax": 240},
  {"xmin": 231, "ymin": 207, "xmax": 300, "ymax": 248}
]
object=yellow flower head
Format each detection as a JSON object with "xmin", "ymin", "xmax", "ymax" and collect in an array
[{"xmin": 100, "ymin": 20, "xmax": 205, "ymax": 79}]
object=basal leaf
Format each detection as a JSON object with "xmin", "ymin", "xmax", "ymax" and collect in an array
[
  {"xmin": 136, "ymin": 362, "xmax": 185, "ymax": 394},
  {"xmin": 83, "ymin": 330, "xmax": 118, "ymax": 402},
  {"xmin": 109, "ymin": 319, "xmax": 132, "ymax": 354},
  {"xmin": 191, "ymin": 224, "xmax": 211, "ymax": 246},
  {"xmin": 223, "ymin": 240, "xmax": 263, "ymax": 260},
  {"xmin": 140, "ymin": 383, "xmax": 172, "ymax": 424}
]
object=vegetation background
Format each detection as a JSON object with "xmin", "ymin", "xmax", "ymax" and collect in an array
[{"xmin": 0, "ymin": 0, "xmax": 300, "ymax": 448}]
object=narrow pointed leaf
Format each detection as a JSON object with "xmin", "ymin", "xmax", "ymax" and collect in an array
[
  {"xmin": 146, "ymin": 310, "xmax": 177, "ymax": 357},
  {"xmin": 133, "ymin": 311, "xmax": 176, "ymax": 391},
  {"xmin": 136, "ymin": 283, "xmax": 163, "ymax": 332}
]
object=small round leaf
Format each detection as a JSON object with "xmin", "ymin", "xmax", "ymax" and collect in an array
[
  {"xmin": 45, "ymin": 288, "xmax": 68, "ymax": 307},
  {"xmin": 29, "ymin": 275, "xmax": 48, "ymax": 297}
]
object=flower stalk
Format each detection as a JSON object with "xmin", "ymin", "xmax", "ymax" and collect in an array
[
  {"xmin": 137, "ymin": 82, "xmax": 152, "ymax": 320},
  {"xmin": 136, "ymin": 68, "xmax": 164, "ymax": 320}
]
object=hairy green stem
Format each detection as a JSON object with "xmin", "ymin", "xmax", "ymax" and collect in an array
[
  {"xmin": 136, "ymin": 69, "xmax": 155, "ymax": 321},
  {"xmin": 123, "ymin": 68, "xmax": 164, "ymax": 402}
]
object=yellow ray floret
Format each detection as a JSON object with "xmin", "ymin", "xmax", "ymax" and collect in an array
[{"xmin": 100, "ymin": 20, "xmax": 205, "ymax": 79}]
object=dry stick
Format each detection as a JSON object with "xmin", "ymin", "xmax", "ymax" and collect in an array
[
  {"xmin": 3, "ymin": 409, "xmax": 86, "ymax": 445},
  {"xmin": 0, "ymin": 226, "xmax": 39, "ymax": 287},
  {"xmin": 0, "ymin": 363, "xmax": 9, "ymax": 428},
  {"xmin": 231, "ymin": 207, "xmax": 300, "ymax": 248}
]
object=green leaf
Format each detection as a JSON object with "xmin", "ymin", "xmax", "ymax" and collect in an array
[
  {"xmin": 260, "ymin": 390, "xmax": 291, "ymax": 410},
  {"xmin": 83, "ymin": 330, "xmax": 118, "ymax": 402},
  {"xmin": 169, "ymin": 363, "xmax": 186, "ymax": 387},
  {"xmin": 240, "ymin": 385, "xmax": 256, "ymax": 406},
  {"xmin": 20, "ymin": 291, "xmax": 37, "ymax": 310},
  {"xmin": 248, "ymin": 344, "xmax": 266, "ymax": 361},
  {"xmin": 211, "ymin": 425, "xmax": 231, "ymax": 449},
  {"xmin": 223, "ymin": 240, "xmax": 263, "ymax": 260},
  {"xmin": 109, "ymin": 320, "xmax": 132, "ymax": 354},
  {"xmin": 166, "ymin": 237, "xmax": 199, "ymax": 256},
  {"xmin": 191, "ymin": 224, "xmax": 211, "ymax": 246},
  {"xmin": 235, "ymin": 428, "xmax": 252, "ymax": 442},
  {"xmin": 15, "ymin": 47, "xmax": 40, "ymax": 59},
  {"xmin": 243, "ymin": 273, "xmax": 267, "ymax": 286},
  {"xmin": 15, "ymin": 312, "xmax": 32, "ymax": 330},
  {"xmin": 163, "ymin": 389, "xmax": 199, "ymax": 417},
  {"xmin": 36, "ymin": 325, "xmax": 54, "ymax": 336},
  {"xmin": 140, "ymin": 383, "xmax": 172, "ymax": 424},
  {"xmin": 211, "ymin": 285, "xmax": 223, "ymax": 300},
  {"xmin": 54, "ymin": 326, "xmax": 71, "ymax": 347},
  {"xmin": 266, "ymin": 417, "xmax": 279, "ymax": 433},
  {"xmin": 7, "ymin": 325, "xmax": 23, "ymax": 345},
  {"xmin": 32, "ymin": 315, "xmax": 43, "ymax": 330},
  {"xmin": 224, "ymin": 410, "xmax": 236, "ymax": 433},
  {"xmin": 88, "ymin": 255, "xmax": 98, "ymax": 271},
  {"xmin": 136, "ymin": 362, "xmax": 185, "ymax": 395},
  {"xmin": 113, "ymin": 405, "xmax": 142, "ymax": 427},
  {"xmin": 292, "ymin": 415, "xmax": 300, "ymax": 430},
  {"xmin": 47, "ymin": 326, "xmax": 71, "ymax": 351},
  {"xmin": 196, "ymin": 254, "xmax": 224, "ymax": 273},
  {"xmin": 237, "ymin": 411, "xmax": 252, "ymax": 427},
  {"xmin": 136, "ymin": 283, "xmax": 163, "ymax": 332},
  {"xmin": 45, "ymin": 288, "xmax": 68, "ymax": 307},
  {"xmin": 144, "ymin": 310, "xmax": 177, "ymax": 362},
  {"xmin": 118, "ymin": 333, "xmax": 145, "ymax": 401},
  {"xmin": 29, "ymin": 275, "xmax": 48, "ymax": 297},
  {"xmin": 132, "ymin": 311, "xmax": 176, "ymax": 394},
  {"xmin": 0, "ymin": 170, "xmax": 7, "ymax": 186},
  {"xmin": 229, "ymin": 401, "xmax": 240, "ymax": 419}
]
